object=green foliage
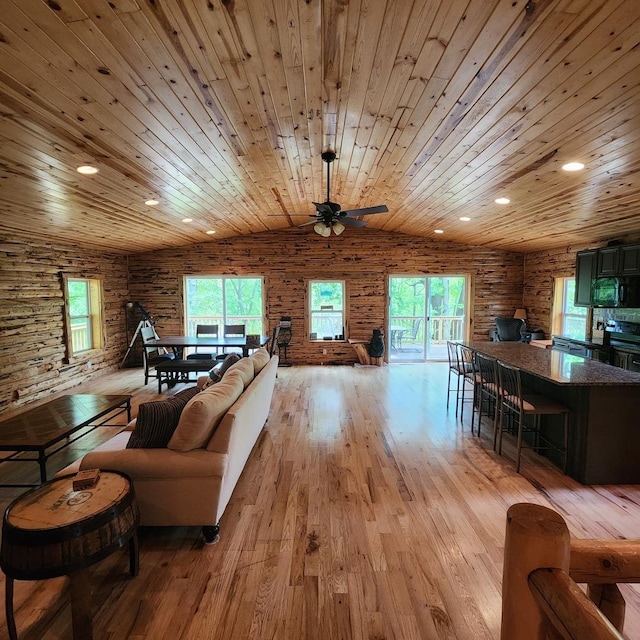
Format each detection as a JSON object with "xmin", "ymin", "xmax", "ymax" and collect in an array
[
  {"xmin": 389, "ymin": 277, "xmax": 465, "ymax": 317},
  {"xmin": 67, "ymin": 280, "xmax": 89, "ymax": 317}
]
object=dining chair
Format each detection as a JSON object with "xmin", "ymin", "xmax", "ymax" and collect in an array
[
  {"xmin": 269, "ymin": 325, "xmax": 281, "ymax": 357},
  {"xmin": 186, "ymin": 324, "xmax": 219, "ymax": 360},
  {"xmin": 215, "ymin": 324, "xmax": 246, "ymax": 360},
  {"xmin": 473, "ymin": 352, "xmax": 501, "ymax": 444},
  {"xmin": 496, "ymin": 360, "xmax": 570, "ymax": 474},
  {"xmin": 140, "ymin": 325, "xmax": 175, "ymax": 385}
]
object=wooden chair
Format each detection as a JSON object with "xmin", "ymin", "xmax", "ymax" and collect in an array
[
  {"xmin": 215, "ymin": 324, "xmax": 246, "ymax": 360},
  {"xmin": 269, "ymin": 325, "xmax": 281, "ymax": 357},
  {"xmin": 141, "ymin": 325, "xmax": 174, "ymax": 385},
  {"xmin": 496, "ymin": 360, "xmax": 570, "ymax": 474},
  {"xmin": 186, "ymin": 324, "xmax": 219, "ymax": 360}
]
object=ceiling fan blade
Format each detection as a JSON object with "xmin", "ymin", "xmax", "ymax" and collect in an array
[
  {"xmin": 341, "ymin": 217, "xmax": 367, "ymax": 228},
  {"xmin": 298, "ymin": 219, "xmax": 320, "ymax": 227},
  {"xmin": 342, "ymin": 205, "xmax": 389, "ymax": 217}
]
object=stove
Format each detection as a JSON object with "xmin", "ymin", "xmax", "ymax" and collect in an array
[{"xmin": 606, "ymin": 322, "xmax": 640, "ymax": 371}]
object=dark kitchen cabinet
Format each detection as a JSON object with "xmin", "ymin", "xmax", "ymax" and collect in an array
[
  {"xmin": 596, "ymin": 246, "xmax": 620, "ymax": 277},
  {"xmin": 575, "ymin": 249, "xmax": 597, "ymax": 306},
  {"xmin": 620, "ymin": 244, "xmax": 640, "ymax": 275}
]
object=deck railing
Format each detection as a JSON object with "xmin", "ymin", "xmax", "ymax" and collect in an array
[
  {"xmin": 502, "ymin": 503, "xmax": 639, "ymax": 639},
  {"xmin": 388, "ymin": 316, "xmax": 465, "ymax": 346},
  {"xmin": 70, "ymin": 325, "xmax": 89, "ymax": 352}
]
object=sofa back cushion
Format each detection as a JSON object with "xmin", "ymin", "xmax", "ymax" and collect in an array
[
  {"xmin": 127, "ymin": 386, "xmax": 201, "ymax": 449},
  {"xmin": 210, "ymin": 352, "xmax": 241, "ymax": 382},
  {"xmin": 249, "ymin": 347, "xmax": 270, "ymax": 375},
  {"xmin": 168, "ymin": 371, "xmax": 244, "ymax": 451},
  {"xmin": 224, "ymin": 356, "xmax": 255, "ymax": 388}
]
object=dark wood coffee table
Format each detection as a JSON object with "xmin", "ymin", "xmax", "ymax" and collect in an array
[{"xmin": 0, "ymin": 395, "xmax": 131, "ymax": 486}]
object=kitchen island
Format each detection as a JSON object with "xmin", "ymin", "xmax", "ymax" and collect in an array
[{"xmin": 468, "ymin": 341, "xmax": 640, "ymax": 484}]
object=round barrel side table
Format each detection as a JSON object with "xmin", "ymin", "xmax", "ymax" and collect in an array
[{"xmin": 1, "ymin": 471, "xmax": 139, "ymax": 640}]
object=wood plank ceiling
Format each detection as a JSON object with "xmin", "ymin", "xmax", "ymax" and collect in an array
[{"xmin": 0, "ymin": 0, "xmax": 639, "ymax": 255}]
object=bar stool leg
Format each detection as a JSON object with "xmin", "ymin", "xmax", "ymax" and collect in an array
[
  {"xmin": 563, "ymin": 413, "xmax": 569, "ymax": 474},
  {"xmin": 515, "ymin": 413, "xmax": 525, "ymax": 474},
  {"xmin": 5, "ymin": 576, "xmax": 18, "ymax": 640}
]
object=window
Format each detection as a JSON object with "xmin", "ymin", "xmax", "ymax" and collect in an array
[
  {"xmin": 64, "ymin": 277, "xmax": 104, "ymax": 356},
  {"xmin": 552, "ymin": 277, "xmax": 589, "ymax": 339},
  {"xmin": 184, "ymin": 276, "xmax": 264, "ymax": 335},
  {"xmin": 308, "ymin": 280, "xmax": 346, "ymax": 340}
]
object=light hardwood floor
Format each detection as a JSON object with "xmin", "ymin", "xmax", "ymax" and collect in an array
[{"xmin": 1, "ymin": 363, "xmax": 639, "ymax": 639}]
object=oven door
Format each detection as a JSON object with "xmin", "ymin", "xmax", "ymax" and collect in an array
[{"xmin": 627, "ymin": 353, "xmax": 640, "ymax": 372}]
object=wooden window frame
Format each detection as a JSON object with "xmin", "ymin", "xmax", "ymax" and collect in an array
[
  {"xmin": 62, "ymin": 275, "xmax": 105, "ymax": 361},
  {"xmin": 307, "ymin": 279, "xmax": 348, "ymax": 341}
]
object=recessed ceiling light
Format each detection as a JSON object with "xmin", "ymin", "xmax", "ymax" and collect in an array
[
  {"xmin": 495, "ymin": 197, "xmax": 510, "ymax": 205},
  {"xmin": 206, "ymin": 230, "xmax": 216, "ymax": 235},
  {"xmin": 182, "ymin": 218, "xmax": 193, "ymax": 223},
  {"xmin": 434, "ymin": 229, "xmax": 444, "ymax": 234},
  {"xmin": 145, "ymin": 199, "xmax": 159, "ymax": 206},
  {"xmin": 459, "ymin": 216, "xmax": 471, "ymax": 222},
  {"xmin": 562, "ymin": 162, "xmax": 585, "ymax": 172},
  {"xmin": 77, "ymin": 165, "xmax": 98, "ymax": 175}
]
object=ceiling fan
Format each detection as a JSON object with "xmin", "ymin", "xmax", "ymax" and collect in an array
[{"xmin": 276, "ymin": 151, "xmax": 388, "ymax": 236}]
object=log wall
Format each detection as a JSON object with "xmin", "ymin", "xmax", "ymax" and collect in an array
[
  {"xmin": 127, "ymin": 228, "xmax": 525, "ymax": 366},
  {"xmin": 0, "ymin": 235, "xmax": 128, "ymax": 414}
]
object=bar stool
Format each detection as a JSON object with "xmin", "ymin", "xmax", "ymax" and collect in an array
[
  {"xmin": 496, "ymin": 360, "xmax": 569, "ymax": 474},
  {"xmin": 473, "ymin": 352, "xmax": 501, "ymax": 443},
  {"xmin": 457, "ymin": 345, "xmax": 478, "ymax": 427},
  {"xmin": 446, "ymin": 342, "xmax": 474, "ymax": 421}
]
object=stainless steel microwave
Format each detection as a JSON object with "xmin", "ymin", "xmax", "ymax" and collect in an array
[{"xmin": 591, "ymin": 277, "xmax": 640, "ymax": 308}]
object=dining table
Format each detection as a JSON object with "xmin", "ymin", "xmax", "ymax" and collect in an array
[{"xmin": 144, "ymin": 335, "xmax": 269, "ymax": 359}]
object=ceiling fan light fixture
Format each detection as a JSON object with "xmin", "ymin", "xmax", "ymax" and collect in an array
[
  {"xmin": 332, "ymin": 221, "xmax": 345, "ymax": 235},
  {"xmin": 314, "ymin": 222, "xmax": 331, "ymax": 237}
]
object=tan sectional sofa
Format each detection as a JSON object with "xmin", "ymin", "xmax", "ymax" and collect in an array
[{"xmin": 60, "ymin": 348, "xmax": 279, "ymax": 543}]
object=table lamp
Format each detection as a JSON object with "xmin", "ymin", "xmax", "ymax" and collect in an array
[{"xmin": 513, "ymin": 308, "xmax": 527, "ymax": 329}]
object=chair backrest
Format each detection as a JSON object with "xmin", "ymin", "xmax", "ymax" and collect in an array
[
  {"xmin": 410, "ymin": 317, "xmax": 422, "ymax": 339},
  {"xmin": 223, "ymin": 324, "xmax": 245, "ymax": 338},
  {"xmin": 140, "ymin": 324, "xmax": 160, "ymax": 359},
  {"xmin": 196, "ymin": 324, "xmax": 218, "ymax": 338},
  {"xmin": 495, "ymin": 317, "xmax": 524, "ymax": 342},
  {"xmin": 458, "ymin": 344, "xmax": 476, "ymax": 379},
  {"xmin": 496, "ymin": 360, "xmax": 523, "ymax": 412},
  {"xmin": 269, "ymin": 325, "xmax": 281, "ymax": 356},
  {"xmin": 446, "ymin": 340, "xmax": 458, "ymax": 369},
  {"xmin": 475, "ymin": 352, "xmax": 498, "ymax": 386}
]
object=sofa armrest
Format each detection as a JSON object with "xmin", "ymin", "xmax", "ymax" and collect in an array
[{"xmin": 80, "ymin": 447, "xmax": 227, "ymax": 479}]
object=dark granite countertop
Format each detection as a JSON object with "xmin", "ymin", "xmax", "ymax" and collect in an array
[{"xmin": 468, "ymin": 341, "xmax": 640, "ymax": 386}]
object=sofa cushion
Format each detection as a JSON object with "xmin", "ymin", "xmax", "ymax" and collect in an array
[
  {"xmin": 127, "ymin": 386, "xmax": 201, "ymax": 449},
  {"xmin": 168, "ymin": 372, "xmax": 244, "ymax": 451},
  {"xmin": 249, "ymin": 347, "xmax": 270, "ymax": 375},
  {"xmin": 224, "ymin": 356, "xmax": 254, "ymax": 388},
  {"xmin": 209, "ymin": 352, "xmax": 241, "ymax": 382}
]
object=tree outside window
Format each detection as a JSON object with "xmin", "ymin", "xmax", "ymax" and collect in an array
[
  {"xmin": 309, "ymin": 280, "xmax": 345, "ymax": 339},
  {"xmin": 64, "ymin": 277, "xmax": 104, "ymax": 356},
  {"xmin": 184, "ymin": 277, "xmax": 264, "ymax": 335}
]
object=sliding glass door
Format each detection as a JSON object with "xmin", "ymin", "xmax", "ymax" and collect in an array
[{"xmin": 388, "ymin": 276, "xmax": 467, "ymax": 361}]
